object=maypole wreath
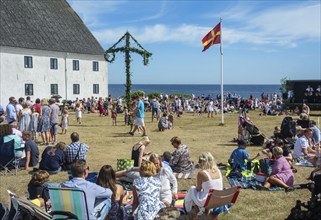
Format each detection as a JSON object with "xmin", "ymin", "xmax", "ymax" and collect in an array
[{"xmin": 104, "ymin": 32, "xmax": 152, "ymax": 109}]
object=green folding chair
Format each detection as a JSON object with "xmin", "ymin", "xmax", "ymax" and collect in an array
[{"xmin": 47, "ymin": 186, "xmax": 89, "ymax": 220}]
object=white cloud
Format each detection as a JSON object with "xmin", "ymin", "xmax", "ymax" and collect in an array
[
  {"xmin": 93, "ymin": 24, "xmax": 208, "ymax": 46},
  {"xmin": 78, "ymin": 1, "xmax": 320, "ymax": 48}
]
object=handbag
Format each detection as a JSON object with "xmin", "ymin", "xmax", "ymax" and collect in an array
[{"xmin": 116, "ymin": 159, "xmax": 134, "ymax": 171}]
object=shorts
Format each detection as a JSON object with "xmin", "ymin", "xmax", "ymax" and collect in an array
[
  {"xmin": 51, "ymin": 122, "xmax": 58, "ymax": 136},
  {"xmin": 152, "ymin": 108, "xmax": 158, "ymax": 116},
  {"xmin": 134, "ymin": 118, "xmax": 145, "ymax": 126}
]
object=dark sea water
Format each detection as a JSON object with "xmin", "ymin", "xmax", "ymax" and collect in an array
[{"xmin": 108, "ymin": 84, "xmax": 281, "ymax": 99}]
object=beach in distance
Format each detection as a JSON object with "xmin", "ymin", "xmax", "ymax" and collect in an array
[{"xmin": 108, "ymin": 84, "xmax": 281, "ymax": 99}]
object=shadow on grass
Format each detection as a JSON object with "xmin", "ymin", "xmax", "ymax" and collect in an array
[
  {"xmin": 68, "ymin": 124, "xmax": 106, "ymax": 128},
  {"xmin": 112, "ymin": 133, "xmax": 135, "ymax": 137},
  {"xmin": 217, "ymin": 143, "xmax": 237, "ymax": 147}
]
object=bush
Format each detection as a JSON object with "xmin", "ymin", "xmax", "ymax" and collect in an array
[
  {"xmin": 131, "ymin": 90, "xmax": 145, "ymax": 99},
  {"xmin": 147, "ymin": 92, "xmax": 160, "ymax": 99}
]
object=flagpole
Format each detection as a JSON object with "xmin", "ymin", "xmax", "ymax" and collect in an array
[{"xmin": 220, "ymin": 18, "xmax": 224, "ymax": 125}]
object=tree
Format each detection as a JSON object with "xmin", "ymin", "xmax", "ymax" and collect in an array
[{"xmin": 104, "ymin": 32, "xmax": 152, "ymax": 109}]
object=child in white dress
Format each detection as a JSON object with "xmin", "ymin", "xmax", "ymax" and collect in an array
[
  {"xmin": 75, "ymin": 103, "xmax": 83, "ymax": 124},
  {"xmin": 61, "ymin": 110, "xmax": 69, "ymax": 134}
]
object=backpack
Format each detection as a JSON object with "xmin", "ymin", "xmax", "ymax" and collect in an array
[
  {"xmin": 259, "ymin": 159, "xmax": 273, "ymax": 175},
  {"xmin": 152, "ymin": 100, "xmax": 158, "ymax": 109}
]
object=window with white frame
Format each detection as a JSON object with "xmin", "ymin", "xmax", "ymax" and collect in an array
[
  {"xmin": 24, "ymin": 56, "xmax": 33, "ymax": 68},
  {"xmin": 93, "ymin": 61, "xmax": 99, "ymax": 71},
  {"xmin": 51, "ymin": 84, "xmax": 58, "ymax": 95},
  {"xmin": 73, "ymin": 60, "xmax": 79, "ymax": 71},
  {"xmin": 25, "ymin": 84, "xmax": 33, "ymax": 95},
  {"xmin": 93, "ymin": 84, "xmax": 99, "ymax": 94},
  {"xmin": 73, "ymin": 84, "xmax": 80, "ymax": 94},
  {"xmin": 50, "ymin": 58, "xmax": 58, "ymax": 70}
]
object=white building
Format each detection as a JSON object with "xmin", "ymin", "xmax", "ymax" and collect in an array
[{"xmin": 0, "ymin": 0, "xmax": 108, "ymax": 105}]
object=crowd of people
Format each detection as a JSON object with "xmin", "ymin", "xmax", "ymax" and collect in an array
[{"xmin": 0, "ymin": 92, "xmax": 320, "ymax": 220}]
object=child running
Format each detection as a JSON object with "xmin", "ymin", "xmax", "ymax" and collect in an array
[{"xmin": 61, "ymin": 109, "xmax": 69, "ymax": 134}]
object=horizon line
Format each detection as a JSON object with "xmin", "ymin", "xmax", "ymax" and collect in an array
[{"xmin": 108, "ymin": 83, "xmax": 281, "ymax": 85}]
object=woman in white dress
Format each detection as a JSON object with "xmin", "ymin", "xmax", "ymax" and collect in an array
[
  {"xmin": 19, "ymin": 102, "xmax": 31, "ymax": 132},
  {"xmin": 207, "ymin": 100, "xmax": 214, "ymax": 118},
  {"xmin": 184, "ymin": 152, "xmax": 223, "ymax": 216}
]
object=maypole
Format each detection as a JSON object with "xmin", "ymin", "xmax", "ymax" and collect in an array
[{"xmin": 104, "ymin": 32, "xmax": 152, "ymax": 109}]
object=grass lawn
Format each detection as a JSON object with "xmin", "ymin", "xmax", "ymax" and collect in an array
[{"xmin": 1, "ymin": 109, "xmax": 318, "ymax": 219}]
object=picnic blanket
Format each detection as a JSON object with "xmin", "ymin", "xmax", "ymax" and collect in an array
[
  {"xmin": 174, "ymin": 191, "xmax": 187, "ymax": 215},
  {"xmin": 295, "ymin": 162, "xmax": 314, "ymax": 167},
  {"xmin": 227, "ymin": 176, "xmax": 284, "ymax": 191},
  {"xmin": 173, "ymin": 166, "xmax": 195, "ymax": 179}
]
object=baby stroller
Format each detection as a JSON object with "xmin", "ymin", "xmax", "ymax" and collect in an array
[
  {"xmin": 281, "ymin": 117, "xmax": 297, "ymax": 139},
  {"xmin": 239, "ymin": 117, "xmax": 266, "ymax": 146}
]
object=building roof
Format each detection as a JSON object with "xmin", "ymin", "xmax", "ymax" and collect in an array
[{"xmin": 0, "ymin": 0, "xmax": 105, "ymax": 55}]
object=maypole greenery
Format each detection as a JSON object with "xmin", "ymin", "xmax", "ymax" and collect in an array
[{"xmin": 104, "ymin": 32, "xmax": 152, "ymax": 109}]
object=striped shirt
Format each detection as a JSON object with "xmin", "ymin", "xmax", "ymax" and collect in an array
[{"xmin": 66, "ymin": 141, "xmax": 88, "ymax": 164}]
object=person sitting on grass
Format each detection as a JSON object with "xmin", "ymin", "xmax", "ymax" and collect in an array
[
  {"xmin": 132, "ymin": 161, "xmax": 165, "ymax": 220},
  {"xmin": 158, "ymin": 112, "xmax": 170, "ymax": 131},
  {"xmin": 261, "ymin": 139, "xmax": 293, "ymax": 165},
  {"xmin": 118, "ymin": 136, "xmax": 152, "ymax": 183},
  {"xmin": 184, "ymin": 152, "xmax": 223, "ymax": 217},
  {"xmin": 39, "ymin": 142, "xmax": 66, "ymax": 174},
  {"xmin": 60, "ymin": 160, "xmax": 112, "ymax": 220},
  {"xmin": 169, "ymin": 136, "xmax": 194, "ymax": 173},
  {"xmin": 28, "ymin": 170, "xmax": 50, "ymax": 201},
  {"xmin": 293, "ymin": 128, "xmax": 316, "ymax": 161},
  {"xmin": 161, "ymin": 151, "xmax": 173, "ymax": 173},
  {"xmin": 259, "ymin": 147, "xmax": 295, "ymax": 192},
  {"xmin": 228, "ymin": 139, "xmax": 260, "ymax": 171},
  {"xmin": 149, "ymin": 153, "xmax": 178, "ymax": 206},
  {"xmin": 19, "ymin": 131, "xmax": 39, "ymax": 171},
  {"xmin": 96, "ymin": 164, "xmax": 129, "ymax": 220}
]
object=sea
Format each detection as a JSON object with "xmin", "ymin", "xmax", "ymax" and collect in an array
[{"xmin": 108, "ymin": 84, "xmax": 281, "ymax": 99}]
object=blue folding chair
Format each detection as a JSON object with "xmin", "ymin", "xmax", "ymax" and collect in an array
[{"xmin": 0, "ymin": 137, "xmax": 21, "ymax": 175}]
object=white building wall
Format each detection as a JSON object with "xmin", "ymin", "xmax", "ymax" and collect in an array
[{"xmin": 0, "ymin": 46, "xmax": 108, "ymax": 105}]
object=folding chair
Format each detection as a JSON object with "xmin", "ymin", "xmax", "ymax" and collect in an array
[
  {"xmin": 203, "ymin": 185, "xmax": 241, "ymax": 215},
  {"xmin": 0, "ymin": 137, "xmax": 24, "ymax": 175},
  {"xmin": 7, "ymin": 190, "xmax": 52, "ymax": 220},
  {"xmin": 46, "ymin": 186, "xmax": 90, "ymax": 220}
]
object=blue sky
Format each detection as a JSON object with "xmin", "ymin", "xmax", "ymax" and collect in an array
[{"xmin": 68, "ymin": 0, "xmax": 321, "ymax": 85}]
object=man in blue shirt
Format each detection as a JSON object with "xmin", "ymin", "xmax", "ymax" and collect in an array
[
  {"xmin": 6, "ymin": 97, "xmax": 17, "ymax": 124},
  {"xmin": 228, "ymin": 139, "xmax": 260, "ymax": 170},
  {"xmin": 129, "ymin": 96, "xmax": 147, "ymax": 136},
  {"xmin": 310, "ymin": 120, "xmax": 320, "ymax": 145},
  {"xmin": 60, "ymin": 160, "xmax": 112, "ymax": 219}
]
